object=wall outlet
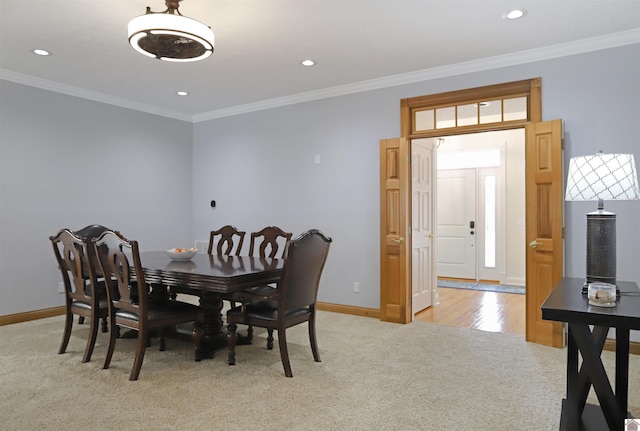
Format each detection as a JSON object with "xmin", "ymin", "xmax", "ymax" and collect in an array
[
  {"xmin": 353, "ymin": 282, "xmax": 360, "ymax": 293},
  {"xmin": 58, "ymin": 282, "xmax": 65, "ymax": 294}
]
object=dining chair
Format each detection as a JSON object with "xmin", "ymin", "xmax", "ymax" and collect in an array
[
  {"xmin": 169, "ymin": 224, "xmax": 247, "ymax": 301},
  {"xmin": 73, "ymin": 224, "xmax": 110, "ymax": 326},
  {"xmin": 50, "ymin": 228, "xmax": 109, "ymax": 363},
  {"xmin": 237, "ymin": 226, "xmax": 292, "ymax": 342},
  {"xmin": 208, "ymin": 224, "xmax": 246, "ymax": 256},
  {"xmin": 93, "ymin": 229, "xmax": 204, "ymax": 381},
  {"xmin": 248, "ymin": 226, "xmax": 292, "ymax": 259},
  {"xmin": 226, "ymin": 229, "xmax": 332, "ymax": 377}
]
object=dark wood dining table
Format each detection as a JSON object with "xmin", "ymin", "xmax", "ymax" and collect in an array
[{"xmin": 138, "ymin": 251, "xmax": 284, "ymax": 361}]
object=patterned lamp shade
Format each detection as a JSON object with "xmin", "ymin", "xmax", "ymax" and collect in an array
[
  {"xmin": 565, "ymin": 153, "xmax": 640, "ymax": 202},
  {"xmin": 565, "ymin": 152, "xmax": 640, "ymax": 289}
]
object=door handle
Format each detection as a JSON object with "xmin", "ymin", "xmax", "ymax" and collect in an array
[
  {"xmin": 392, "ymin": 237, "xmax": 405, "ymax": 244},
  {"xmin": 529, "ymin": 240, "xmax": 542, "ymax": 249}
]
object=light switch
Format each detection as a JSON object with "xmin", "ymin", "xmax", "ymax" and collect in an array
[{"xmin": 314, "ymin": 154, "xmax": 321, "ymax": 164}]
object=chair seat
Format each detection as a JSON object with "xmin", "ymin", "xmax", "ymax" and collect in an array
[
  {"xmin": 228, "ymin": 305, "xmax": 311, "ymax": 323},
  {"xmin": 230, "ymin": 285, "xmax": 279, "ymax": 309},
  {"xmin": 71, "ymin": 297, "xmax": 109, "ymax": 315},
  {"xmin": 115, "ymin": 300, "xmax": 202, "ymax": 324}
]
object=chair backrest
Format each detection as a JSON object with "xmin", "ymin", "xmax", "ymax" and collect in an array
[
  {"xmin": 74, "ymin": 224, "xmax": 111, "ymax": 276},
  {"xmin": 75, "ymin": 224, "xmax": 110, "ymax": 241},
  {"xmin": 50, "ymin": 228, "xmax": 98, "ymax": 303},
  {"xmin": 208, "ymin": 225, "xmax": 245, "ymax": 256},
  {"xmin": 249, "ymin": 226, "xmax": 292, "ymax": 259},
  {"xmin": 93, "ymin": 230, "xmax": 148, "ymax": 319},
  {"xmin": 279, "ymin": 229, "xmax": 332, "ymax": 312}
]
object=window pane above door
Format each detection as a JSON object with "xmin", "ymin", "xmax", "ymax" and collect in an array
[{"xmin": 415, "ymin": 109, "xmax": 435, "ymax": 131}]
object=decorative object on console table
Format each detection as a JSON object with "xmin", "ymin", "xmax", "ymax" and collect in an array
[
  {"xmin": 565, "ymin": 152, "xmax": 640, "ymax": 294},
  {"xmin": 587, "ymin": 282, "xmax": 617, "ymax": 307}
]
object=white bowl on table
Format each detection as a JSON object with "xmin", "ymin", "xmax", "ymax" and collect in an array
[{"xmin": 166, "ymin": 248, "xmax": 197, "ymax": 261}]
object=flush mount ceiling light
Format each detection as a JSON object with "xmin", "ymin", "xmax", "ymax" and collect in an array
[
  {"xmin": 301, "ymin": 59, "xmax": 315, "ymax": 67},
  {"xmin": 33, "ymin": 49, "xmax": 50, "ymax": 56},
  {"xmin": 128, "ymin": 0, "xmax": 214, "ymax": 62}
]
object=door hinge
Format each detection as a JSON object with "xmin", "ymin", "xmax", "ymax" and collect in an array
[
  {"xmin": 561, "ymin": 137, "xmax": 565, "ymax": 150},
  {"xmin": 562, "ymin": 227, "xmax": 565, "ymax": 239}
]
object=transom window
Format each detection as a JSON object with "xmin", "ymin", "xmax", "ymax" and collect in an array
[
  {"xmin": 414, "ymin": 96, "xmax": 528, "ymax": 132},
  {"xmin": 401, "ymin": 78, "xmax": 541, "ymax": 138}
]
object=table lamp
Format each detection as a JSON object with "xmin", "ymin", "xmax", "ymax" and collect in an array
[{"xmin": 565, "ymin": 152, "xmax": 640, "ymax": 292}]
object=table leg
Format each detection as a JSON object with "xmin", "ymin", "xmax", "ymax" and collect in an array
[
  {"xmin": 565, "ymin": 325, "xmax": 580, "ymax": 424},
  {"xmin": 195, "ymin": 291, "xmax": 225, "ymax": 360},
  {"xmin": 615, "ymin": 328, "xmax": 630, "ymax": 420},
  {"xmin": 570, "ymin": 323, "xmax": 624, "ymax": 430},
  {"xmin": 576, "ymin": 325, "xmax": 609, "ymax": 414}
]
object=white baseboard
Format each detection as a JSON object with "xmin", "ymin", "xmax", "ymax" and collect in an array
[{"xmin": 505, "ymin": 276, "xmax": 525, "ymax": 286}]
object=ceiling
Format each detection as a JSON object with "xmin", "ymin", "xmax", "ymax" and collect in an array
[{"xmin": 1, "ymin": 1, "xmax": 639, "ymax": 122}]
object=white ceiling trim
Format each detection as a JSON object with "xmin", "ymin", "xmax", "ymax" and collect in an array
[
  {"xmin": 193, "ymin": 29, "xmax": 640, "ymax": 122},
  {"xmin": 0, "ymin": 69, "xmax": 193, "ymax": 122},
  {"xmin": 2, "ymin": 29, "xmax": 638, "ymax": 124}
]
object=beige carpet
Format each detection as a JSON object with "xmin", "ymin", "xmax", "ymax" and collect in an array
[{"xmin": 1, "ymin": 311, "xmax": 638, "ymax": 431}]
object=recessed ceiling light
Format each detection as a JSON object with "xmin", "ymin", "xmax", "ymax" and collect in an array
[
  {"xmin": 33, "ymin": 49, "xmax": 50, "ymax": 56},
  {"xmin": 177, "ymin": 91, "xmax": 188, "ymax": 96},
  {"xmin": 479, "ymin": 102, "xmax": 490, "ymax": 107},
  {"xmin": 504, "ymin": 9, "xmax": 526, "ymax": 20},
  {"xmin": 301, "ymin": 59, "xmax": 315, "ymax": 67}
]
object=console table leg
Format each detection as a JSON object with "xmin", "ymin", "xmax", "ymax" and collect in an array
[
  {"xmin": 571, "ymin": 323, "xmax": 623, "ymax": 430},
  {"xmin": 615, "ymin": 328, "xmax": 630, "ymax": 420}
]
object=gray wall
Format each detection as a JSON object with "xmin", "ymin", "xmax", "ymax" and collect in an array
[
  {"xmin": 192, "ymin": 43, "xmax": 640, "ymax": 310},
  {"xmin": 1, "ymin": 43, "xmax": 639, "ymax": 318},
  {"xmin": 0, "ymin": 82, "xmax": 193, "ymax": 315}
]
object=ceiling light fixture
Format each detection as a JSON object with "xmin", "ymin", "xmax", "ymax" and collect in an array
[
  {"xmin": 128, "ymin": 0, "xmax": 214, "ymax": 62},
  {"xmin": 177, "ymin": 91, "xmax": 188, "ymax": 96},
  {"xmin": 33, "ymin": 49, "xmax": 50, "ymax": 56},
  {"xmin": 301, "ymin": 59, "xmax": 315, "ymax": 67},
  {"xmin": 504, "ymin": 9, "xmax": 526, "ymax": 20}
]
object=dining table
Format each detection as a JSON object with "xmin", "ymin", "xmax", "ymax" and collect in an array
[{"xmin": 138, "ymin": 251, "xmax": 284, "ymax": 361}]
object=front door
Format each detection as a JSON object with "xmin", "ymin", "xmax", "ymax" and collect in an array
[
  {"xmin": 411, "ymin": 139, "xmax": 436, "ymax": 314},
  {"xmin": 436, "ymin": 168, "xmax": 477, "ymax": 279}
]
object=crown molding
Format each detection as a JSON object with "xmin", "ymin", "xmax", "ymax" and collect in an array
[
  {"xmin": 194, "ymin": 29, "xmax": 640, "ymax": 122},
  {"xmin": 0, "ymin": 69, "xmax": 192, "ymax": 122},
  {"xmin": 2, "ymin": 29, "xmax": 638, "ymax": 123}
]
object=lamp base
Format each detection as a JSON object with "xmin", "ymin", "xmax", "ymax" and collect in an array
[{"xmin": 585, "ymin": 209, "xmax": 616, "ymax": 286}]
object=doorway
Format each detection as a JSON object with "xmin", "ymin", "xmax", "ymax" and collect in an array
[
  {"xmin": 411, "ymin": 129, "xmax": 526, "ymax": 316},
  {"xmin": 380, "ymin": 78, "xmax": 565, "ymax": 347}
]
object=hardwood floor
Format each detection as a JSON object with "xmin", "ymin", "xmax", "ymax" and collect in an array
[{"xmin": 414, "ymin": 287, "xmax": 526, "ymax": 336}]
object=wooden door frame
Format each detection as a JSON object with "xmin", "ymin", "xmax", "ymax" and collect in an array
[{"xmin": 384, "ymin": 78, "xmax": 544, "ymax": 325}]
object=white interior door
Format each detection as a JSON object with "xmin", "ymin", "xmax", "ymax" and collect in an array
[
  {"xmin": 436, "ymin": 169, "xmax": 476, "ymax": 279},
  {"xmin": 411, "ymin": 139, "xmax": 436, "ymax": 314}
]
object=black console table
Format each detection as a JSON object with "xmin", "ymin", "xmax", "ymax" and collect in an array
[{"xmin": 541, "ymin": 277, "xmax": 640, "ymax": 431}]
